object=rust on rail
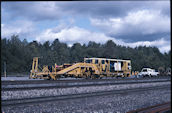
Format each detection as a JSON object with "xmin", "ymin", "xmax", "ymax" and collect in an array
[{"xmin": 127, "ymin": 102, "xmax": 171, "ymax": 113}]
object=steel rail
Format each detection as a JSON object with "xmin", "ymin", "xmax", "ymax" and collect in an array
[
  {"xmin": 2, "ymin": 76, "xmax": 170, "ymax": 85},
  {"xmin": 127, "ymin": 102, "xmax": 171, "ymax": 113},
  {"xmin": 2, "ymin": 80, "xmax": 170, "ymax": 91}
]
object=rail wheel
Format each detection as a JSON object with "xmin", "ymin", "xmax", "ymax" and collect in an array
[{"xmin": 46, "ymin": 76, "xmax": 51, "ymax": 80}]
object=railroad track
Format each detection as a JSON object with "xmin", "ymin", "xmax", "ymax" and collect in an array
[
  {"xmin": 2, "ymin": 85, "xmax": 170, "ymax": 107},
  {"xmin": 2, "ymin": 76, "xmax": 170, "ymax": 85},
  {"xmin": 127, "ymin": 102, "xmax": 171, "ymax": 113},
  {"xmin": 2, "ymin": 79, "xmax": 170, "ymax": 91}
]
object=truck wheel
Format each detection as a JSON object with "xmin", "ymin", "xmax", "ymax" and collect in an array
[{"xmin": 149, "ymin": 74, "xmax": 152, "ymax": 78}]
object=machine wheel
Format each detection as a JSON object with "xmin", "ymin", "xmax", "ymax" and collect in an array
[{"xmin": 46, "ymin": 76, "xmax": 51, "ymax": 80}]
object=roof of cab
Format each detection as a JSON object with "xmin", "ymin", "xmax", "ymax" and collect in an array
[{"xmin": 84, "ymin": 58, "xmax": 131, "ymax": 62}]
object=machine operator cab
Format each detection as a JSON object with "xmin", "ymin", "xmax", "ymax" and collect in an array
[{"xmin": 84, "ymin": 58, "xmax": 131, "ymax": 77}]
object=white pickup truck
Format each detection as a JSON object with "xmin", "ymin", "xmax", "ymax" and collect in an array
[{"xmin": 138, "ymin": 68, "xmax": 159, "ymax": 77}]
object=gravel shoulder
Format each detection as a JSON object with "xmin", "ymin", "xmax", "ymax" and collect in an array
[
  {"xmin": 2, "ymin": 81, "xmax": 170, "ymax": 100},
  {"xmin": 2, "ymin": 76, "xmax": 171, "ymax": 112},
  {"xmin": 1, "ymin": 88, "xmax": 171, "ymax": 113}
]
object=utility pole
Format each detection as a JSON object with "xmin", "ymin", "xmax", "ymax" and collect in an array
[{"xmin": 4, "ymin": 62, "xmax": 7, "ymax": 77}]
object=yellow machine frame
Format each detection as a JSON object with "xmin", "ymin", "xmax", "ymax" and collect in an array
[
  {"xmin": 30, "ymin": 57, "xmax": 131, "ymax": 80},
  {"xmin": 84, "ymin": 58, "xmax": 131, "ymax": 77}
]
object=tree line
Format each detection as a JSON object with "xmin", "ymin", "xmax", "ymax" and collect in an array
[{"xmin": 1, "ymin": 35, "xmax": 171, "ymax": 75}]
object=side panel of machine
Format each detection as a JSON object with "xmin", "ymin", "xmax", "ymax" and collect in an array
[{"xmin": 84, "ymin": 58, "xmax": 131, "ymax": 77}]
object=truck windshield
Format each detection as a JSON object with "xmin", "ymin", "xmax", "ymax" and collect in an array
[{"xmin": 142, "ymin": 69, "xmax": 147, "ymax": 72}]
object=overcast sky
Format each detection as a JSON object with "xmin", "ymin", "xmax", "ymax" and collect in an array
[{"xmin": 1, "ymin": 1, "xmax": 171, "ymax": 53}]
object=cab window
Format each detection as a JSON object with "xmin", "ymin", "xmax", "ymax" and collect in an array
[
  {"xmin": 128, "ymin": 62, "xmax": 131, "ymax": 66},
  {"xmin": 86, "ymin": 60, "xmax": 91, "ymax": 63},
  {"xmin": 95, "ymin": 60, "xmax": 98, "ymax": 64},
  {"xmin": 102, "ymin": 60, "xmax": 105, "ymax": 64}
]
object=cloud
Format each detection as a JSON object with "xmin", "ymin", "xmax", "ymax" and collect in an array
[
  {"xmin": 159, "ymin": 45, "xmax": 171, "ymax": 54},
  {"xmin": 2, "ymin": 2, "xmax": 170, "ymax": 40},
  {"xmin": 90, "ymin": 9, "xmax": 170, "ymax": 42},
  {"xmin": 125, "ymin": 10, "xmax": 170, "ymax": 34},
  {"xmin": 90, "ymin": 9, "xmax": 170, "ymax": 41},
  {"xmin": 2, "ymin": 1, "xmax": 170, "ymax": 21},
  {"xmin": 126, "ymin": 38, "xmax": 170, "ymax": 53},
  {"xmin": 123, "ymin": 38, "xmax": 170, "ymax": 53},
  {"xmin": 60, "ymin": 1, "xmax": 170, "ymax": 18},
  {"xmin": 36, "ymin": 25, "xmax": 170, "ymax": 53},
  {"xmin": 1, "ymin": 20, "xmax": 36, "ymax": 40},
  {"xmin": 2, "ymin": 2, "xmax": 62, "ymax": 21},
  {"xmin": 36, "ymin": 26, "xmax": 114, "ymax": 44}
]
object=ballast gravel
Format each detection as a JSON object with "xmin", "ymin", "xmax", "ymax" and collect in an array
[
  {"xmin": 1, "ymin": 81, "xmax": 170, "ymax": 100},
  {"xmin": 2, "ymin": 88, "xmax": 171, "ymax": 113}
]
